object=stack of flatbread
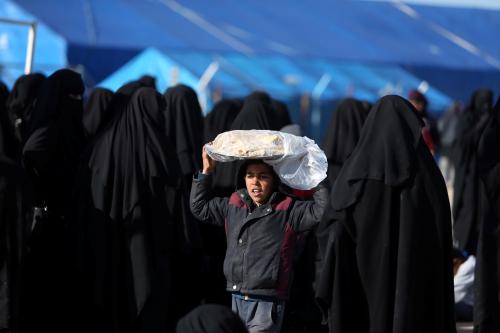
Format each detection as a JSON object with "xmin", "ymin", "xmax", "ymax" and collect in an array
[{"xmin": 207, "ymin": 130, "xmax": 284, "ymax": 160}]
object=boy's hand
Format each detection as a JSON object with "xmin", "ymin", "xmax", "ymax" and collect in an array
[{"xmin": 202, "ymin": 145, "xmax": 216, "ymax": 174}]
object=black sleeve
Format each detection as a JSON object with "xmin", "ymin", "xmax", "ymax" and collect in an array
[{"xmin": 289, "ymin": 182, "xmax": 329, "ymax": 232}]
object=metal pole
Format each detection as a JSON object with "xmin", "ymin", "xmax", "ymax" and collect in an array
[
  {"xmin": 197, "ymin": 61, "xmax": 219, "ymax": 91},
  {"xmin": 0, "ymin": 18, "xmax": 37, "ymax": 74},
  {"xmin": 197, "ymin": 61, "xmax": 219, "ymax": 114},
  {"xmin": 25, "ymin": 22, "xmax": 37, "ymax": 74}
]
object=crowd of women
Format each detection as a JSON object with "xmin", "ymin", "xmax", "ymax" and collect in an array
[{"xmin": 0, "ymin": 68, "xmax": 499, "ymax": 333}]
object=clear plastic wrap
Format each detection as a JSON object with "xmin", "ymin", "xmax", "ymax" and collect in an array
[{"xmin": 205, "ymin": 130, "xmax": 327, "ymax": 190}]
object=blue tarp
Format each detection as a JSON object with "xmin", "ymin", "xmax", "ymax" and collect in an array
[
  {"xmin": 99, "ymin": 48, "xmax": 200, "ymax": 94},
  {"xmin": 0, "ymin": 0, "xmax": 66, "ymax": 87},
  {"xmin": 11, "ymin": 0, "xmax": 500, "ymax": 68},
  {"xmin": 3, "ymin": 0, "xmax": 499, "ymax": 104}
]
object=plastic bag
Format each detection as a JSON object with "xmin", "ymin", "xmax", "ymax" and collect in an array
[{"xmin": 205, "ymin": 130, "xmax": 327, "ymax": 190}]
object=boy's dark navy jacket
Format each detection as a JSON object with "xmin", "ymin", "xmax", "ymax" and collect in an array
[{"xmin": 190, "ymin": 171, "xmax": 328, "ymax": 300}]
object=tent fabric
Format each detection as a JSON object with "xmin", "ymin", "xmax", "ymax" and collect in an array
[
  {"xmin": 98, "ymin": 48, "xmax": 200, "ymax": 94},
  {"xmin": 0, "ymin": 0, "xmax": 66, "ymax": 87},
  {"xmin": 11, "ymin": 0, "xmax": 500, "ymax": 70},
  {"xmin": 4, "ymin": 0, "xmax": 499, "ymax": 104}
]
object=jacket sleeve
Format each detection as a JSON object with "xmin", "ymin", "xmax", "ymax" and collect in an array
[
  {"xmin": 190, "ymin": 172, "xmax": 229, "ymax": 226},
  {"xmin": 288, "ymin": 182, "xmax": 329, "ymax": 232}
]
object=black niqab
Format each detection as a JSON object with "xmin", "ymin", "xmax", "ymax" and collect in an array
[{"xmin": 163, "ymin": 84, "xmax": 204, "ymax": 177}]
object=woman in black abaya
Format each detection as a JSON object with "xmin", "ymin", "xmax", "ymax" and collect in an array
[
  {"xmin": 452, "ymin": 89, "xmax": 493, "ymax": 254},
  {"xmin": 20, "ymin": 69, "xmax": 86, "ymax": 333},
  {"xmin": 69, "ymin": 87, "xmax": 184, "ymax": 333},
  {"xmin": 162, "ymin": 84, "xmax": 205, "ymax": 312},
  {"xmin": 316, "ymin": 95, "xmax": 456, "ymax": 333}
]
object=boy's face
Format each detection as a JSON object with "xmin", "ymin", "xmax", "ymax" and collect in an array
[{"xmin": 245, "ymin": 163, "xmax": 275, "ymax": 206}]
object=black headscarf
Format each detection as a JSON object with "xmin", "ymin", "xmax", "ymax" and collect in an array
[
  {"xmin": 163, "ymin": 84, "xmax": 204, "ymax": 178},
  {"xmin": 316, "ymin": 95, "xmax": 455, "ymax": 333},
  {"xmin": 138, "ymin": 75, "xmax": 157, "ymax": 90},
  {"xmin": 203, "ymin": 99, "xmax": 242, "ymax": 143},
  {"xmin": 474, "ymin": 97, "xmax": 500, "ymax": 332},
  {"xmin": 452, "ymin": 89, "xmax": 494, "ymax": 253},
  {"xmin": 271, "ymin": 99, "xmax": 292, "ymax": 130},
  {"xmin": 176, "ymin": 304, "xmax": 248, "ymax": 333},
  {"xmin": 330, "ymin": 95, "xmax": 423, "ymax": 210},
  {"xmin": 82, "ymin": 87, "xmax": 114, "ymax": 140},
  {"xmin": 6, "ymin": 73, "xmax": 46, "ymax": 144},
  {"xmin": 322, "ymin": 98, "xmax": 369, "ymax": 184}
]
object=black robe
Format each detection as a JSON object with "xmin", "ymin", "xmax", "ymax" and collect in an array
[
  {"xmin": 322, "ymin": 98, "xmax": 369, "ymax": 184},
  {"xmin": 1, "ymin": 85, "xmax": 33, "ymax": 332},
  {"xmin": 69, "ymin": 87, "xmax": 184, "ymax": 333},
  {"xmin": 82, "ymin": 87, "xmax": 114, "ymax": 141},
  {"xmin": 203, "ymin": 99, "xmax": 242, "ymax": 143},
  {"xmin": 316, "ymin": 95, "xmax": 456, "ymax": 333},
  {"xmin": 162, "ymin": 84, "xmax": 205, "ymax": 308},
  {"xmin": 474, "ymin": 97, "xmax": 500, "ymax": 333},
  {"xmin": 452, "ymin": 89, "xmax": 493, "ymax": 254}
]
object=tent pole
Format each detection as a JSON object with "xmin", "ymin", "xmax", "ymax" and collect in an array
[
  {"xmin": 25, "ymin": 22, "xmax": 37, "ymax": 74},
  {"xmin": 0, "ymin": 18, "xmax": 37, "ymax": 74},
  {"xmin": 197, "ymin": 61, "xmax": 219, "ymax": 114}
]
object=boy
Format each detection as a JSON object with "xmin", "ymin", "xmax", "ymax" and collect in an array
[{"xmin": 190, "ymin": 147, "xmax": 328, "ymax": 333}]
